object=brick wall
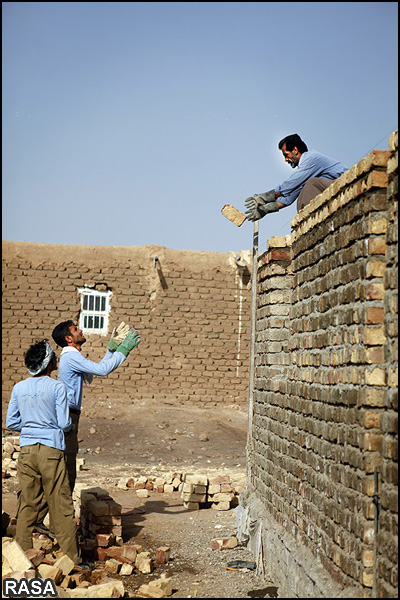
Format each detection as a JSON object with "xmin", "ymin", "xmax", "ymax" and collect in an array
[
  {"xmin": 378, "ymin": 132, "xmax": 398, "ymax": 597},
  {"xmin": 2, "ymin": 244, "xmax": 252, "ymax": 416},
  {"xmin": 246, "ymin": 132, "xmax": 398, "ymax": 597}
]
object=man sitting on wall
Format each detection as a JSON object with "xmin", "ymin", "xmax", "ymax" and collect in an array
[{"xmin": 244, "ymin": 133, "xmax": 348, "ymax": 220}]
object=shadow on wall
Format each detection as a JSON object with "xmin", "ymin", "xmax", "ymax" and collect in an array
[{"xmin": 153, "ymin": 256, "xmax": 168, "ymax": 290}]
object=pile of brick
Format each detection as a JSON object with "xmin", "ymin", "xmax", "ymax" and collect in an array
[
  {"xmin": 72, "ymin": 485, "xmax": 172, "ymax": 569},
  {"xmin": 2, "ymin": 434, "xmax": 19, "ymax": 478},
  {"xmin": 181, "ymin": 473, "xmax": 240, "ymax": 511},
  {"xmin": 124, "ymin": 471, "xmax": 184, "ymax": 497},
  {"xmin": 2, "ymin": 512, "xmax": 173, "ymax": 598},
  {"xmin": 118, "ymin": 471, "xmax": 244, "ymax": 510},
  {"xmin": 73, "ymin": 485, "xmax": 122, "ymax": 545}
]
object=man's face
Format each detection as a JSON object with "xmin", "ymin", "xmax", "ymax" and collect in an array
[
  {"xmin": 67, "ymin": 324, "xmax": 86, "ymax": 346},
  {"xmin": 281, "ymin": 143, "xmax": 301, "ymax": 169}
]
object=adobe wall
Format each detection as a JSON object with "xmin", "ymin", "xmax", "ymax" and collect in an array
[
  {"xmin": 2, "ymin": 243, "xmax": 252, "ymax": 417},
  {"xmin": 245, "ymin": 132, "xmax": 398, "ymax": 598}
]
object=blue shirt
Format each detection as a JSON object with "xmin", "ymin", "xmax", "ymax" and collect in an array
[
  {"xmin": 275, "ymin": 149, "xmax": 348, "ymax": 206},
  {"xmin": 58, "ymin": 348, "xmax": 126, "ymax": 411},
  {"xmin": 6, "ymin": 376, "xmax": 71, "ymax": 450}
]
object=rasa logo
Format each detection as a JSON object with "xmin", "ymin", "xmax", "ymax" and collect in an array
[{"xmin": 3, "ymin": 577, "xmax": 57, "ymax": 597}]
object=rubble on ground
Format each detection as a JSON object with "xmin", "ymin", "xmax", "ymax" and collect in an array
[
  {"xmin": 2, "ymin": 469, "xmax": 245, "ymax": 598},
  {"xmin": 2, "ymin": 516, "xmax": 174, "ymax": 598},
  {"xmin": 2, "ymin": 431, "xmax": 247, "ymax": 597},
  {"xmin": 116, "ymin": 471, "xmax": 244, "ymax": 510}
]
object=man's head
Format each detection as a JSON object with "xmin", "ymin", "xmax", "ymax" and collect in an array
[
  {"xmin": 278, "ymin": 134, "xmax": 308, "ymax": 169},
  {"xmin": 25, "ymin": 340, "xmax": 56, "ymax": 376},
  {"xmin": 52, "ymin": 321, "xmax": 86, "ymax": 349}
]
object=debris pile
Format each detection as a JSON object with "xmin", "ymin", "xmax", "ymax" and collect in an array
[
  {"xmin": 2, "ymin": 435, "xmax": 19, "ymax": 479},
  {"xmin": 181, "ymin": 473, "xmax": 240, "ymax": 511},
  {"xmin": 2, "ymin": 509, "xmax": 174, "ymax": 598},
  {"xmin": 73, "ymin": 485, "xmax": 123, "ymax": 543},
  {"xmin": 123, "ymin": 471, "xmax": 184, "ymax": 497},
  {"xmin": 118, "ymin": 472, "xmax": 243, "ymax": 510}
]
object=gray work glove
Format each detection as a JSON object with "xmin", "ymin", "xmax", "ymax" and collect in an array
[{"xmin": 244, "ymin": 190, "xmax": 279, "ymax": 222}]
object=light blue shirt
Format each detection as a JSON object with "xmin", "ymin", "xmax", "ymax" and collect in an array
[
  {"xmin": 6, "ymin": 376, "xmax": 71, "ymax": 450},
  {"xmin": 58, "ymin": 348, "xmax": 126, "ymax": 411},
  {"xmin": 275, "ymin": 149, "xmax": 348, "ymax": 206}
]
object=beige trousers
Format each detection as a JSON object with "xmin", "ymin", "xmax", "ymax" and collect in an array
[
  {"xmin": 16, "ymin": 443, "xmax": 80, "ymax": 564},
  {"xmin": 24, "ymin": 410, "xmax": 81, "ymax": 528}
]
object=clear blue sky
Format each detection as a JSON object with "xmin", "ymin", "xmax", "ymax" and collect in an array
[{"xmin": 2, "ymin": 2, "xmax": 398, "ymax": 254}]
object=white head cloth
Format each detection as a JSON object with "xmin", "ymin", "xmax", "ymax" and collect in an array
[{"xmin": 28, "ymin": 342, "xmax": 55, "ymax": 376}]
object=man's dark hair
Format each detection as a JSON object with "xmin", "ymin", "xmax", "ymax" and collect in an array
[
  {"xmin": 24, "ymin": 340, "xmax": 51, "ymax": 374},
  {"xmin": 52, "ymin": 320, "xmax": 75, "ymax": 348},
  {"xmin": 278, "ymin": 134, "xmax": 308, "ymax": 154}
]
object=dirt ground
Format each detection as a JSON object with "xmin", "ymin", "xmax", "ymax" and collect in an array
[{"xmin": 2, "ymin": 399, "xmax": 278, "ymax": 598}]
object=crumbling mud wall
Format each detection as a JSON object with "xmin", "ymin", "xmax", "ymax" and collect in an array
[
  {"xmin": 244, "ymin": 132, "xmax": 398, "ymax": 598},
  {"xmin": 2, "ymin": 244, "xmax": 252, "ymax": 415}
]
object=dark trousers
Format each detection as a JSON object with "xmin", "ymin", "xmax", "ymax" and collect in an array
[
  {"xmin": 297, "ymin": 177, "xmax": 335, "ymax": 212},
  {"xmin": 65, "ymin": 410, "xmax": 80, "ymax": 494}
]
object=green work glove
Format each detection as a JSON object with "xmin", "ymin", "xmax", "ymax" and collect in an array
[
  {"xmin": 245, "ymin": 190, "xmax": 279, "ymax": 221},
  {"xmin": 116, "ymin": 329, "xmax": 141, "ymax": 358},
  {"xmin": 107, "ymin": 322, "xmax": 131, "ymax": 351}
]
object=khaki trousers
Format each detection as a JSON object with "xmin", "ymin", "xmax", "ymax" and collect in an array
[
  {"xmin": 16, "ymin": 443, "xmax": 80, "ymax": 564},
  {"xmin": 297, "ymin": 177, "xmax": 335, "ymax": 212},
  {"xmin": 24, "ymin": 410, "xmax": 81, "ymax": 528}
]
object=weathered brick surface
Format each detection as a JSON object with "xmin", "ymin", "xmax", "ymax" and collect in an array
[
  {"xmin": 2, "ymin": 245, "xmax": 251, "ymax": 411},
  {"xmin": 248, "ymin": 137, "xmax": 398, "ymax": 597}
]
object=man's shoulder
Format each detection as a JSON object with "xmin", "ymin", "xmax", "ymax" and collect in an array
[
  {"xmin": 12, "ymin": 378, "xmax": 29, "ymax": 392},
  {"xmin": 59, "ymin": 349, "xmax": 84, "ymax": 365},
  {"xmin": 48, "ymin": 377, "xmax": 65, "ymax": 388},
  {"xmin": 303, "ymin": 149, "xmax": 321, "ymax": 159}
]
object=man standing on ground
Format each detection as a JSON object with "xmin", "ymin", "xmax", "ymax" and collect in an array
[
  {"xmin": 244, "ymin": 133, "xmax": 348, "ymax": 220},
  {"xmin": 51, "ymin": 320, "xmax": 141, "ymax": 493},
  {"xmin": 6, "ymin": 340, "xmax": 83, "ymax": 565}
]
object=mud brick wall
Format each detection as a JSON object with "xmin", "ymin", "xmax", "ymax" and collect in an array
[
  {"xmin": 248, "ymin": 135, "xmax": 398, "ymax": 597},
  {"xmin": 2, "ymin": 244, "xmax": 252, "ymax": 415}
]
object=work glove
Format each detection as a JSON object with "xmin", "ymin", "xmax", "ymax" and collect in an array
[
  {"xmin": 244, "ymin": 189, "xmax": 279, "ymax": 221},
  {"xmin": 116, "ymin": 328, "xmax": 141, "ymax": 358},
  {"xmin": 107, "ymin": 322, "xmax": 131, "ymax": 351}
]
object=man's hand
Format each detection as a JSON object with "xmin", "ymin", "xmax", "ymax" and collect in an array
[
  {"xmin": 116, "ymin": 329, "xmax": 141, "ymax": 358},
  {"xmin": 244, "ymin": 189, "xmax": 279, "ymax": 221},
  {"xmin": 107, "ymin": 322, "xmax": 131, "ymax": 351}
]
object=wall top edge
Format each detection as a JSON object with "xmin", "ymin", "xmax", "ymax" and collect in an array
[{"xmin": 2, "ymin": 240, "xmax": 251, "ymax": 270}]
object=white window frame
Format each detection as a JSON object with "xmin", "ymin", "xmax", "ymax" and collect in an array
[{"xmin": 78, "ymin": 287, "xmax": 112, "ymax": 335}]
